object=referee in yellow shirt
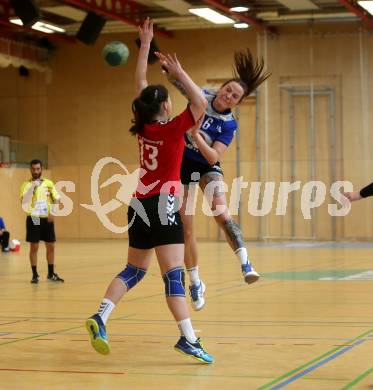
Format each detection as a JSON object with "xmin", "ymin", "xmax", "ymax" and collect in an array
[{"xmin": 20, "ymin": 159, "xmax": 64, "ymax": 284}]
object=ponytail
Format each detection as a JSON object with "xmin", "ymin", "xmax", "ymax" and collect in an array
[
  {"xmin": 222, "ymin": 48, "xmax": 271, "ymax": 102},
  {"xmin": 130, "ymin": 85, "xmax": 169, "ymax": 135}
]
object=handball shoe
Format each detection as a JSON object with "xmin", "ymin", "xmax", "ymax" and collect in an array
[
  {"xmin": 85, "ymin": 314, "xmax": 110, "ymax": 355},
  {"xmin": 174, "ymin": 336, "xmax": 214, "ymax": 364},
  {"xmin": 241, "ymin": 262, "xmax": 260, "ymax": 284},
  {"xmin": 189, "ymin": 281, "xmax": 206, "ymax": 311}
]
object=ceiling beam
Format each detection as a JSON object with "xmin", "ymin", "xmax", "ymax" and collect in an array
[
  {"xmin": 202, "ymin": 0, "xmax": 276, "ymax": 34},
  {"xmin": 62, "ymin": 0, "xmax": 173, "ymax": 37},
  {"xmin": 339, "ymin": 0, "xmax": 373, "ymax": 30},
  {"xmin": 0, "ymin": 1, "xmax": 76, "ymax": 43}
]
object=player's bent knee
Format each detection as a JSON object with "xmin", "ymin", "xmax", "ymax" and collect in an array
[
  {"xmin": 163, "ymin": 267, "xmax": 185, "ymax": 297},
  {"xmin": 117, "ymin": 263, "xmax": 146, "ymax": 290}
]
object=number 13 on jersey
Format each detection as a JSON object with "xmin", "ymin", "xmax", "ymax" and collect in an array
[{"xmin": 139, "ymin": 138, "xmax": 159, "ymax": 171}]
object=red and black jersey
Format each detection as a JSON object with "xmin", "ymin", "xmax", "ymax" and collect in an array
[{"xmin": 135, "ymin": 107, "xmax": 195, "ymax": 198}]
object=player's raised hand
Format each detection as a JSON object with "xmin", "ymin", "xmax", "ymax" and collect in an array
[
  {"xmin": 155, "ymin": 52, "xmax": 183, "ymax": 80},
  {"xmin": 138, "ymin": 17, "xmax": 153, "ymax": 45}
]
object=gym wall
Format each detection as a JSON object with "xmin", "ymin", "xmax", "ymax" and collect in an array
[{"xmin": 0, "ymin": 24, "xmax": 371, "ymax": 240}]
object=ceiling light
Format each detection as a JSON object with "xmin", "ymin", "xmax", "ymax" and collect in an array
[
  {"xmin": 234, "ymin": 22, "xmax": 249, "ymax": 28},
  {"xmin": 37, "ymin": 22, "xmax": 65, "ymax": 33},
  {"xmin": 189, "ymin": 8, "xmax": 235, "ymax": 24},
  {"xmin": 9, "ymin": 18, "xmax": 23, "ymax": 26},
  {"xmin": 358, "ymin": 1, "xmax": 373, "ymax": 15},
  {"xmin": 230, "ymin": 6, "xmax": 249, "ymax": 12},
  {"xmin": 32, "ymin": 24, "xmax": 54, "ymax": 33},
  {"xmin": 9, "ymin": 18, "xmax": 65, "ymax": 33}
]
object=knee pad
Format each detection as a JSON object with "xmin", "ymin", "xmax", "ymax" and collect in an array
[
  {"xmin": 163, "ymin": 267, "xmax": 185, "ymax": 297},
  {"xmin": 117, "ymin": 263, "xmax": 146, "ymax": 290}
]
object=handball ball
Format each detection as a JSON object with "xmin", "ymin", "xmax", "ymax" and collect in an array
[{"xmin": 102, "ymin": 41, "xmax": 129, "ymax": 67}]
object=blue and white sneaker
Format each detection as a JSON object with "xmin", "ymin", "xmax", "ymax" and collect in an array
[
  {"xmin": 85, "ymin": 314, "xmax": 110, "ymax": 355},
  {"xmin": 174, "ymin": 336, "xmax": 214, "ymax": 364},
  {"xmin": 189, "ymin": 281, "xmax": 206, "ymax": 311},
  {"xmin": 242, "ymin": 262, "xmax": 260, "ymax": 284}
]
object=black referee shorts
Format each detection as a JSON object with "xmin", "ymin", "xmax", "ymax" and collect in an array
[
  {"xmin": 26, "ymin": 216, "xmax": 56, "ymax": 243},
  {"xmin": 128, "ymin": 194, "xmax": 184, "ymax": 249},
  {"xmin": 181, "ymin": 155, "xmax": 223, "ymax": 185}
]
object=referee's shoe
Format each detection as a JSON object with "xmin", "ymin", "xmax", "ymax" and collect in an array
[{"xmin": 47, "ymin": 273, "xmax": 64, "ymax": 282}]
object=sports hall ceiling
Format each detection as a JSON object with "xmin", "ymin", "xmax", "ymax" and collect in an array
[{"xmin": 0, "ymin": 0, "xmax": 371, "ymax": 42}]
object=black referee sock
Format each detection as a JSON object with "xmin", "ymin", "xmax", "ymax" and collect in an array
[
  {"xmin": 31, "ymin": 266, "xmax": 38, "ymax": 277},
  {"xmin": 48, "ymin": 264, "xmax": 54, "ymax": 276}
]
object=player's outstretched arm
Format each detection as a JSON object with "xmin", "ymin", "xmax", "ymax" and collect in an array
[
  {"xmin": 342, "ymin": 191, "xmax": 362, "ymax": 202},
  {"xmin": 135, "ymin": 17, "xmax": 153, "ymax": 96},
  {"xmin": 344, "ymin": 182, "xmax": 373, "ymax": 201},
  {"xmin": 156, "ymin": 52, "xmax": 207, "ymax": 121}
]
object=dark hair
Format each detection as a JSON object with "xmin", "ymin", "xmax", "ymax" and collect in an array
[
  {"xmin": 130, "ymin": 85, "xmax": 169, "ymax": 135},
  {"xmin": 223, "ymin": 48, "xmax": 271, "ymax": 102},
  {"xmin": 30, "ymin": 159, "xmax": 43, "ymax": 167}
]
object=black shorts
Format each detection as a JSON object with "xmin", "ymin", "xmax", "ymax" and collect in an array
[
  {"xmin": 26, "ymin": 216, "xmax": 56, "ymax": 243},
  {"xmin": 128, "ymin": 194, "xmax": 184, "ymax": 249},
  {"xmin": 180, "ymin": 155, "xmax": 223, "ymax": 185}
]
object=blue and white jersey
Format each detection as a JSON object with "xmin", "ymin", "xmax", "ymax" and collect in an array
[{"xmin": 184, "ymin": 89, "xmax": 237, "ymax": 165}]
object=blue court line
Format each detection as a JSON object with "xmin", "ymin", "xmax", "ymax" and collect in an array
[{"xmin": 270, "ymin": 339, "xmax": 365, "ymax": 389}]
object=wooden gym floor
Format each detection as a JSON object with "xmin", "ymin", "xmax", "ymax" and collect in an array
[{"xmin": 0, "ymin": 240, "xmax": 372, "ymax": 389}]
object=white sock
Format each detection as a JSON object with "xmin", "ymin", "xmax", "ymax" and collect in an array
[
  {"xmin": 178, "ymin": 318, "xmax": 197, "ymax": 343},
  {"xmin": 186, "ymin": 266, "xmax": 201, "ymax": 286},
  {"xmin": 235, "ymin": 247, "xmax": 249, "ymax": 266},
  {"xmin": 98, "ymin": 298, "xmax": 115, "ymax": 325}
]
